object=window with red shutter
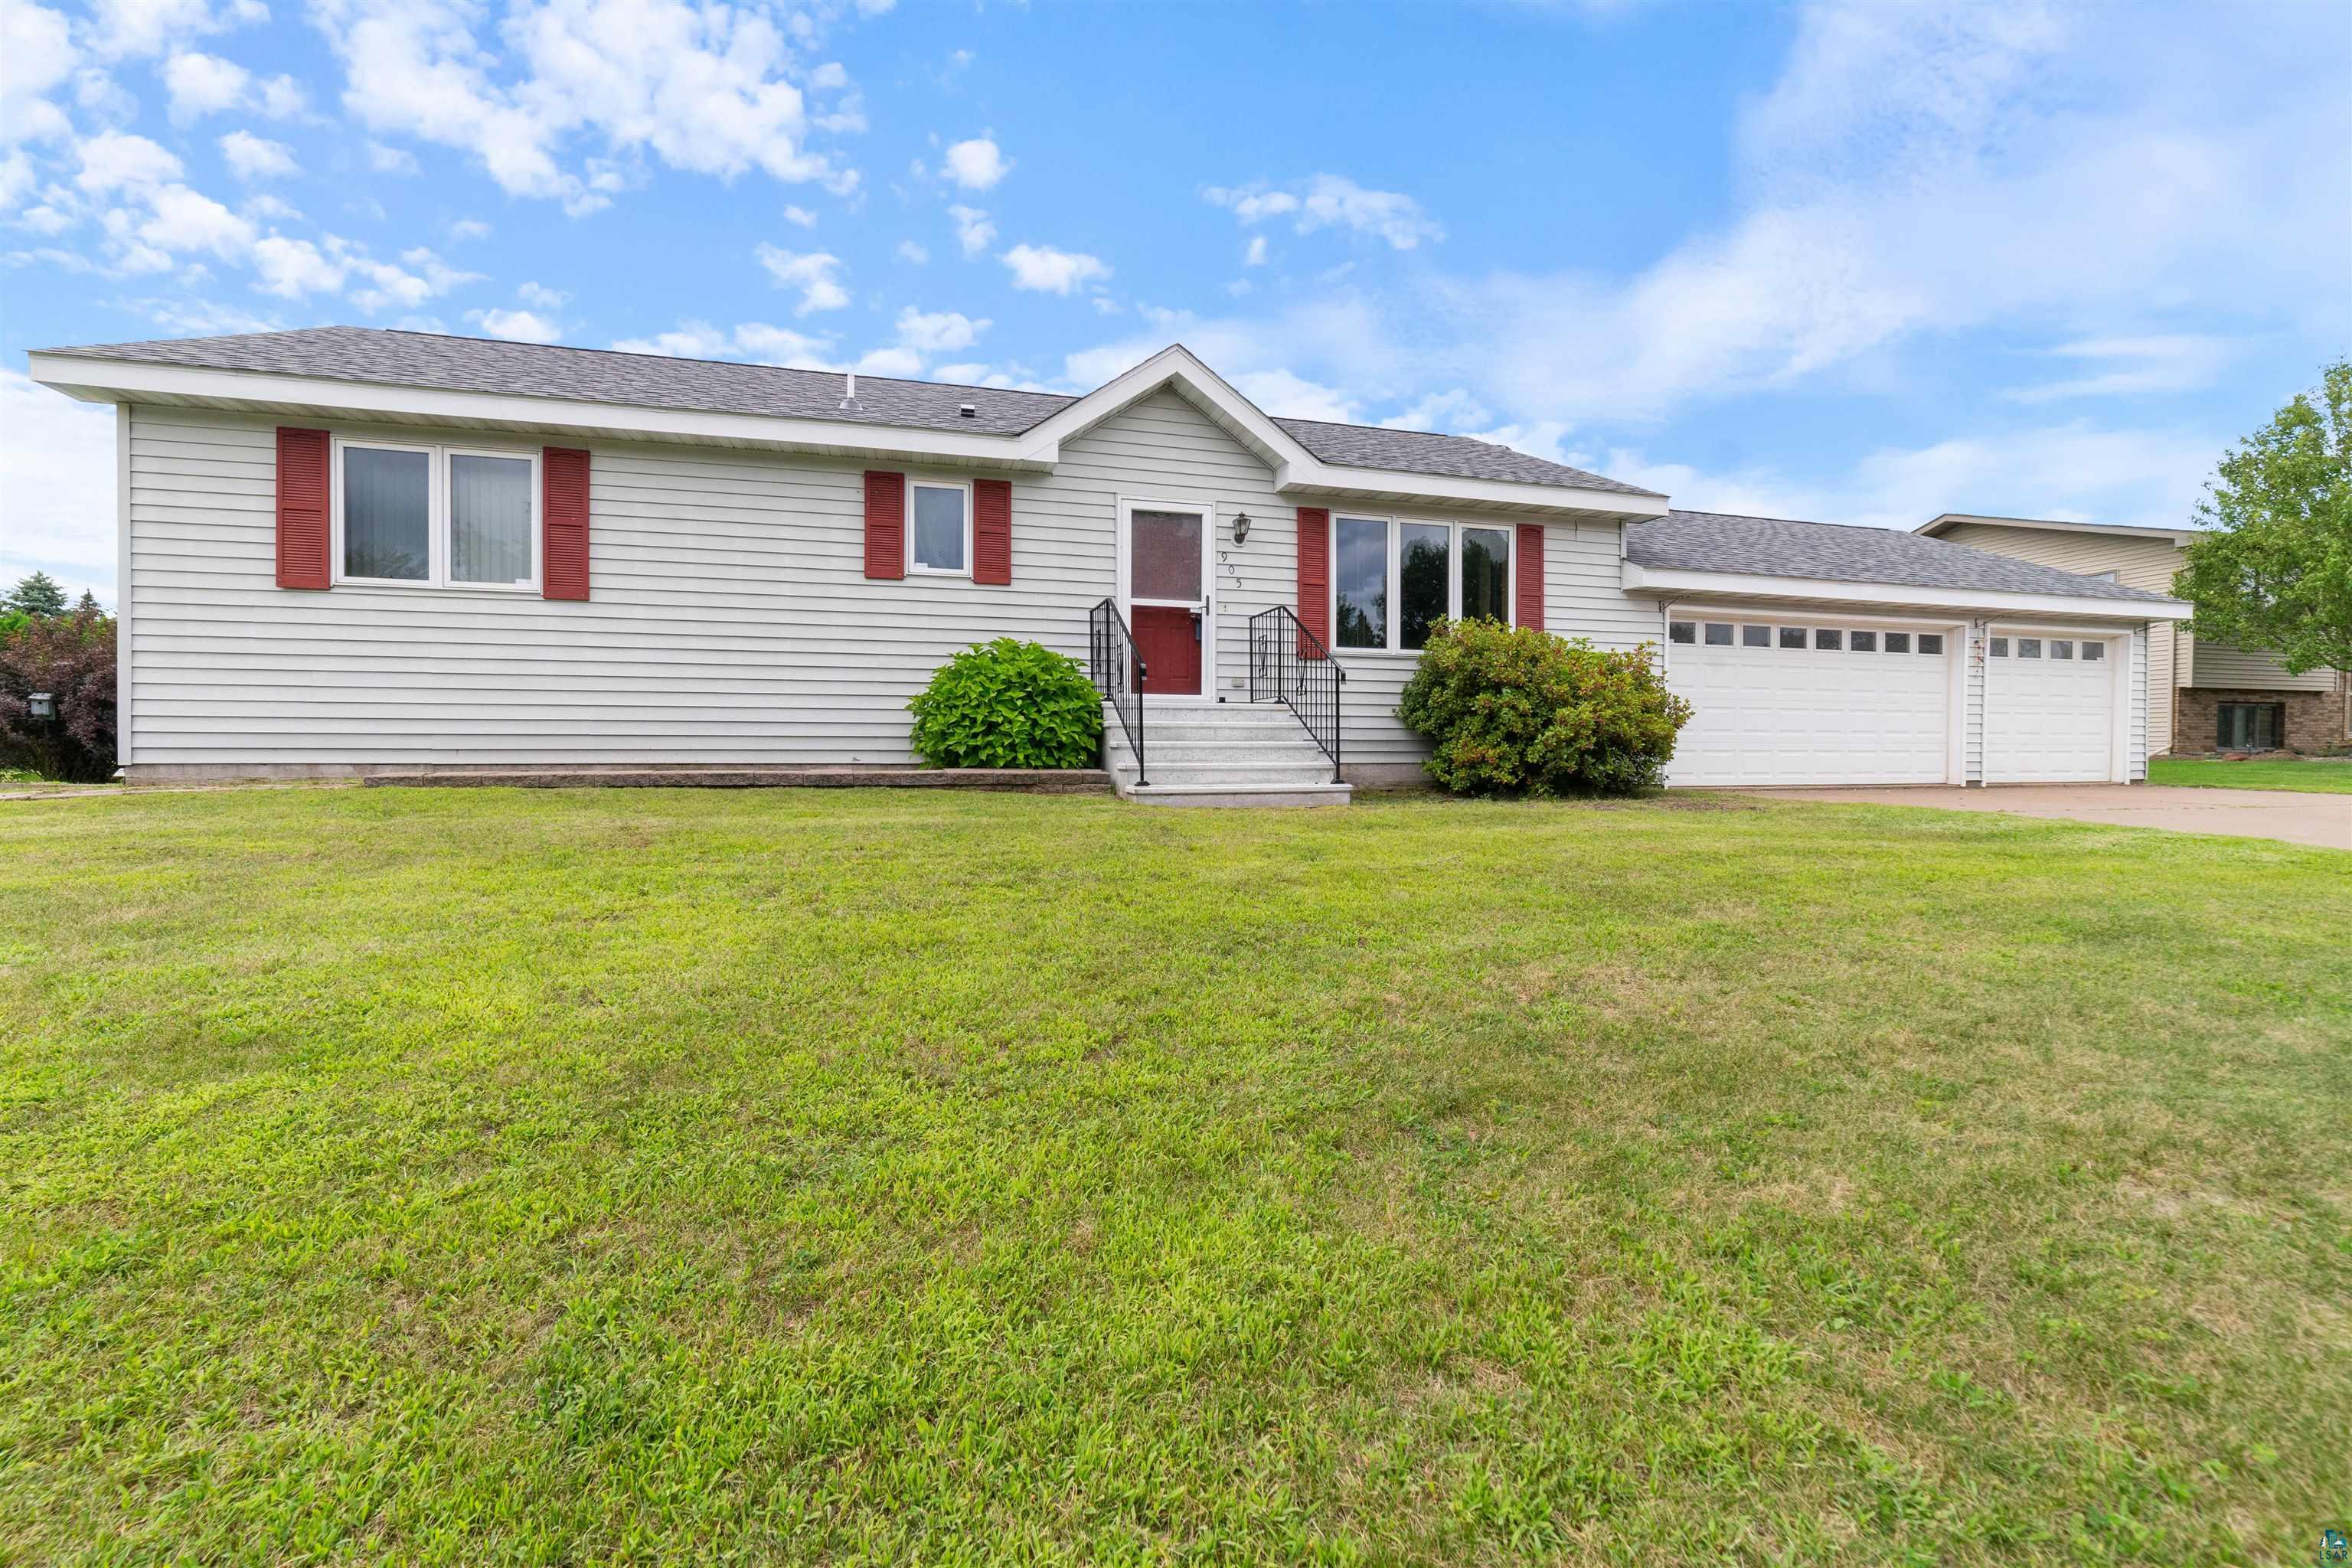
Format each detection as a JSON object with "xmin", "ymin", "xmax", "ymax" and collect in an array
[
  {"xmin": 1515, "ymin": 523, "xmax": 1545, "ymax": 629},
  {"xmin": 864, "ymin": 471, "xmax": 906, "ymax": 580},
  {"xmin": 973, "ymin": 478, "xmax": 1011, "ymax": 584},
  {"xmin": 1295, "ymin": 505, "xmax": 1330, "ymax": 655},
  {"xmin": 542, "ymin": 447, "xmax": 591, "ymax": 599},
  {"xmin": 275, "ymin": 426, "xmax": 332, "ymax": 590}
]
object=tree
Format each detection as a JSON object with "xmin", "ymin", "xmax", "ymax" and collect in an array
[
  {"xmin": 5, "ymin": 572, "xmax": 68, "ymax": 617},
  {"xmin": 2174, "ymin": 359, "xmax": 2351, "ymax": 675}
]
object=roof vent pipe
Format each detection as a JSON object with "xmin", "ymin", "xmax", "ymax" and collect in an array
[{"xmin": 839, "ymin": 371, "xmax": 860, "ymax": 412}]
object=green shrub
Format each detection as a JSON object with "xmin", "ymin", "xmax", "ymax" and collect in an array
[
  {"xmin": 908, "ymin": 638, "xmax": 1104, "ymax": 769},
  {"xmin": 1396, "ymin": 617, "xmax": 1690, "ymax": 796}
]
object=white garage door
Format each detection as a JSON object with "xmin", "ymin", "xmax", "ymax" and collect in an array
[
  {"xmin": 1984, "ymin": 630, "xmax": 2115, "ymax": 782},
  {"xmin": 1664, "ymin": 615, "xmax": 1955, "ymax": 786}
]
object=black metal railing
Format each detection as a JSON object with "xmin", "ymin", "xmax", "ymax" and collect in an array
[
  {"xmin": 1088, "ymin": 597, "xmax": 1146, "ymax": 786},
  {"xmin": 1249, "ymin": 605, "xmax": 1345, "ymax": 782}
]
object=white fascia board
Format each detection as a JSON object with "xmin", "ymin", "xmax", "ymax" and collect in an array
[
  {"xmin": 29, "ymin": 353, "xmax": 1050, "ymax": 469},
  {"xmin": 1621, "ymin": 561, "xmax": 2194, "ymax": 620},
  {"xmin": 1283, "ymin": 469, "xmax": 1674, "ymax": 518},
  {"xmin": 1917, "ymin": 513, "xmax": 2197, "ymax": 544}
]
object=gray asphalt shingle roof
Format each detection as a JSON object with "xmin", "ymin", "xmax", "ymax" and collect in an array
[
  {"xmin": 37, "ymin": 325, "xmax": 1657, "ymax": 497},
  {"xmin": 1626, "ymin": 509, "xmax": 2177, "ymax": 603}
]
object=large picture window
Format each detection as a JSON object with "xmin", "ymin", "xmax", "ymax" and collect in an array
[
  {"xmin": 335, "ymin": 439, "xmax": 541, "ymax": 591},
  {"xmin": 1332, "ymin": 515, "xmax": 1514, "ymax": 652}
]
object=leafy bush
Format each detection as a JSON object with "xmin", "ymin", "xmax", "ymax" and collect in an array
[
  {"xmin": 1396, "ymin": 617, "xmax": 1690, "ymax": 796},
  {"xmin": 2, "ymin": 606, "xmax": 119, "ymax": 782},
  {"xmin": 908, "ymin": 638, "xmax": 1103, "ymax": 769}
]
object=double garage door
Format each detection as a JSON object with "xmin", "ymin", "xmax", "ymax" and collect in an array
[{"xmin": 1664, "ymin": 612, "xmax": 2121, "ymax": 787}]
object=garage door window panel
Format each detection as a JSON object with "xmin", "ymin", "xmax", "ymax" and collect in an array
[
  {"xmin": 2051, "ymin": 640, "xmax": 2073, "ymax": 660},
  {"xmin": 1919, "ymin": 634, "xmax": 1944, "ymax": 655},
  {"xmin": 2082, "ymin": 641, "xmax": 2104, "ymax": 661},
  {"xmin": 1668, "ymin": 620, "xmax": 1696, "ymax": 644},
  {"xmin": 1815, "ymin": 629, "xmax": 1842, "ymax": 651},
  {"xmin": 1851, "ymin": 630, "xmax": 1877, "ymax": 652},
  {"xmin": 1704, "ymin": 622, "xmax": 1733, "ymax": 646},
  {"xmin": 2018, "ymin": 639, "xmax": 2043, "ymax": 658},
  {"xmin": 1779, "ymin": 626, "xmax": 1805, "ymax": 649}
]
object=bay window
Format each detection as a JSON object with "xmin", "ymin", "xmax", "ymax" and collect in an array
[
  {"xmin": 1332, "ymin": 515, "xmax": 1514, "ymax": 652},
  {"xmin": 335, "ymin": 439, "xmax": 541, "ymax": 591}
]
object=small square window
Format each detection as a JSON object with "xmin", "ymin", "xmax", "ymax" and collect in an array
[
  {"xmin": 1704, "ymin": 622, "xmax": 1733, "ymax": 645},
  {"xmin": 1989, "ymin": 637, "xmax": 2009, "ymax": 657},
  {"xmin": 2081, "ymin": 641, "xmax": 2104, "ymax": 662},
  {"xmin": 1779, "ymin": 626, "xmax": 1805, "ymax": 649},
  {"xmin": 2017, "ymin": 638, "xmax": 2043, "ymax": 658},
  {"xmin": 1668, "ymin": 620, "xmax": 1696, "ymax": 644},
  {"xmin": 1742, "ymin": 624, "xmax": 1771, "ymax": 648},
  {"xmin": 1884, "ymin": 632, "xmax": 1912, "ymax": 654},
  {"xmin": 1815, "ymin": 628, "xmax": 1842, "ymax": 651},
  {"xmin": 1919, "ymin": 633, "xmax": 1944, "ymax": 655},
  {"xmin": 2050, "ymin": 639, "xmax": 2073, "ymax": 660},
  {"xmin": 910, "ymin": 482, "xmax": 971, "ymax": 573},
  {"xmin": 1851, "ymin": 629, "xmax": 1878, "ymax": 652}
]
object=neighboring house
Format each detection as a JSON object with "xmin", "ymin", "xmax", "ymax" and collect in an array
[
  {"xmin": 31, "ymin": 328, "xmax": 2186, "ymax": 797},
  {"xmin": 1918, "ymin": 514, "xmax": 2350, "ymax": 756}
]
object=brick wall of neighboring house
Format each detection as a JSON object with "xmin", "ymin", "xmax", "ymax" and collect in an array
[{"xmin": 2174, "ymin": 684, "xmax": 2346, "ymax": 754}]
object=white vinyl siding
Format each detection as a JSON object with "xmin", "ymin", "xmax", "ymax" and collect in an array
[
  {"xmin": 122, "ymin": 393, "xmax": 1649, "ymax": 773},
  {"xmin": 2186, "ymin": 640, "xmax": 2337, "ymax": 693}
]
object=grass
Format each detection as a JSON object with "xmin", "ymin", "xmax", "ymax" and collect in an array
[
  {"xmin": 2148, "ymin": 756, "xmax": 2352, "ymax": 794},
  {"xmin": 3, "ymin": 789, "xmax": 2347, "ymax": 1565}
]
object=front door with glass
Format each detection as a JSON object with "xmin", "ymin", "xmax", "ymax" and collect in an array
[{"xmin": 1122, "ymin": 501, "xmax": 1210, "ymax": 696}]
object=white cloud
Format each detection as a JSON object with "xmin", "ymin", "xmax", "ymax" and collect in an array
[
  {"xmin": 609, "ymin": 319, "xmax": 837, "ymax": 368},
  {"xmin": 940, "ymin": 135, "xmax": 1010, "ymax": 190},
  {"xmin": 1380, "ymin": 388, "xmax": 1489, "ymax": 432},
  {"xmin": 1243, "ymin": 234, "xmax": 1267, "ymax": 267},
  {"xmin": 1230, "ymin": 368, "xmax": 1357, "ymax": 423},
  {"xmin": 162, "ymin": 51, "xmax": 248, "ymax": 119},
  {"xmin": 2, "ymin": 1, "xmax": 78, "ymax": 152},
  {"xmin": 467, "ymin": 306, "xmax": 563, "ymax": 343},
  {"xmin": 250, "ymin": 234, "xmax": 342, "ymax": 295},
  {"xmin": 1602, "ymin": 418, "xmax": 2223, "ymax": 534},
  {"xmin": 1205, "ymin": 175, "xmax": 1442, "ymax": 250},
  {"xmin": 75, "ymin": 131, "xmax": 183, "ymax": 193},
  {"xmin": 220, "ymin": 129, "xmax": 295, "ymax": 180},
  {"xmin": 1000, "ymin": 242, "xmax": 1108, "ymax": 296},
  {"xmin": 755, "ymin": 243, "xmax": 848, "ymax": 312},
  {"xmin": 0, "ymin": 368, "xmax": 119, "ymax": 601},
  {"xmin": 449, "ymin": 217, "xmax": 491, "ymax": 240},
  {"xmin": 240, "ymin": 191, "xmax": 297, "ymax": 220},
  {"xmin": 893, "ymin": 306, "xmax": 988, "ymax": 353},
  {"xmin": 366, "ymin": 142, "xmax": 420, "ymax": 175},
  {"xmin": 344, "ymin": 242, "xmax": 482, "ymax": 310},
  {"xmin": 134, "ymin": 181, "xmax": 253, "ymax": 257},
  {"xmin": 782, "ymin": 203, "xmax": 816, "ymax": 227},
  {"xmin": 946, "ymin": 203, "xmax": 994, "ymax": 257},
  {"xmin": 314, "ymin": 0, "xmax": 860, "ymax": 215},
  {"xmin": 83, "ymin": 0, "xmax": 265, "ymax": 61},
  {"xmin": 517, "ymin": 279, "xmax": 569, "ymax": 309},
  {"xmin": 255, "ymin": 73, "xmax": 306, "ymax": 118},
  {"xmin": 896, "ymin": 239, "xmax": 928, "ymax": 264},
  {"xmin": 2002, "ymin": 335, "xmax": 2233, "ymax": 404},
  {"xmin": 854, "ymin": 345, "xmax": 923, "ymax": 377}
]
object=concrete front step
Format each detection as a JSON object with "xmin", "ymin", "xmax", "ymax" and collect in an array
[
  {"xmin": 1113, "ymin": 760, "xmax": 1339, "ymax": 789},
  {"xmin": 1126, "ymin": 780, "xmax": 1354, "ymax": 808},
  {"xmin": 1104, "ymin": 740, "xmax": 1331, "ymax": 767}
]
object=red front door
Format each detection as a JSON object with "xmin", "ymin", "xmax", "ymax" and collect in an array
[
  {"xmin": 1132, "ymin": 606, "xmax": 1201, "ymax": 694},
  {"xmin": 1125, "ymin": 503, "xmax": 1209, "ymax": 696}
]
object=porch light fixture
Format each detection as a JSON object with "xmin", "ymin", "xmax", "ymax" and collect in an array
[
  {"xmin": 1231, "ymin": 511, "xmax": 1252, "ymax": 544},
  {"xmin": 27, "ymin": 691, "xmax": 54, "ymax": 720}
]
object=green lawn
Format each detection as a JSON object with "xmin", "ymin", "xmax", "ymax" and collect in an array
[
  {"xmin": 2149, "ymin": 756, "xmax": 2352, "ymax": 793},
  {"xmin": 3, "ymin": 789, "xmax": 2347, "ymax": 1565}
]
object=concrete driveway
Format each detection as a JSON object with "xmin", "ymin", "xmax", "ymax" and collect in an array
[{"xmin": 1748, "ymin": 784, "xmax": 2350, "ymax": 851}]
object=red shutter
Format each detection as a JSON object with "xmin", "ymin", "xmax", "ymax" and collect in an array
[
  {"xmin": 973, "ymin": 478, "xmax": 1012, "ymax": 585},
  {"xmin": 1296, "ymin": 505, "xmax": 1330, "ymax": 656},
  {"xmin": 274, "ymin": 426, "xmax": 331, "ymax": 590},
  {"xmin": 543, "ymin": 446, "xmax": 591, "ymax": 600},
  {"xmin": 1515, "ymin": 523, "xmax": 1545, "ymax": 629},
  {"xmin": 864, "ymin": 471, "xmax": 906, "ymax": 580}
]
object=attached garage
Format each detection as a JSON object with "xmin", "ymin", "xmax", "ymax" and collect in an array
[
  {"xmin": 1662, "ymin": 613, "xmax": 1959, "ymax": 786},
  {"xmin": 1984, "ymin": 628, "xmax": 2125, "ymax": 782},
  {"xmin": 1620, "ymin": 510, "xmax": 2191, "ymax": 789}
]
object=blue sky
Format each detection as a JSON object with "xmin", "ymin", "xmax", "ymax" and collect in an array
[{"xmin": 3, "ymin": 0, "xmax": 2347, "ymax": 603}]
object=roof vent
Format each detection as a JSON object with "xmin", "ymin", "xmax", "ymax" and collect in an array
[
  {"xmin": 959, "ymin": 403, "xmax": 976, "ymax": 419},
  {"xmin": 838, "ymin": 371, "xmax": 861, "ymax": 413}
]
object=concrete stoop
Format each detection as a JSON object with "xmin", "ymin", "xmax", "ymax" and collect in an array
[{"xmin": 1102, "ymin": 701, "xmax": 1351, "ymax": 807}]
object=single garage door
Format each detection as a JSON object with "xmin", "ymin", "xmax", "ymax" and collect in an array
[
  {"xmin": 1984, "ymin": 630, "xmax": 2115, "ymax": 782},
  {"xmin": 1664, "ymin": 614, "xmax": 1955, "ymax": 786}
]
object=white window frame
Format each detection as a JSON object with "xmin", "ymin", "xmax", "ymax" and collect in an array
[
  {"xmin": 1330, "ymin": 514, "xmax": 1517, "ymax": 655},
  {"xmin": 331, "ymin": 436, "xmax": 541, "ymax": 593},
  {"xmin": 906, "ymin": 478, "xmax": 975, "ymax": 577}
]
